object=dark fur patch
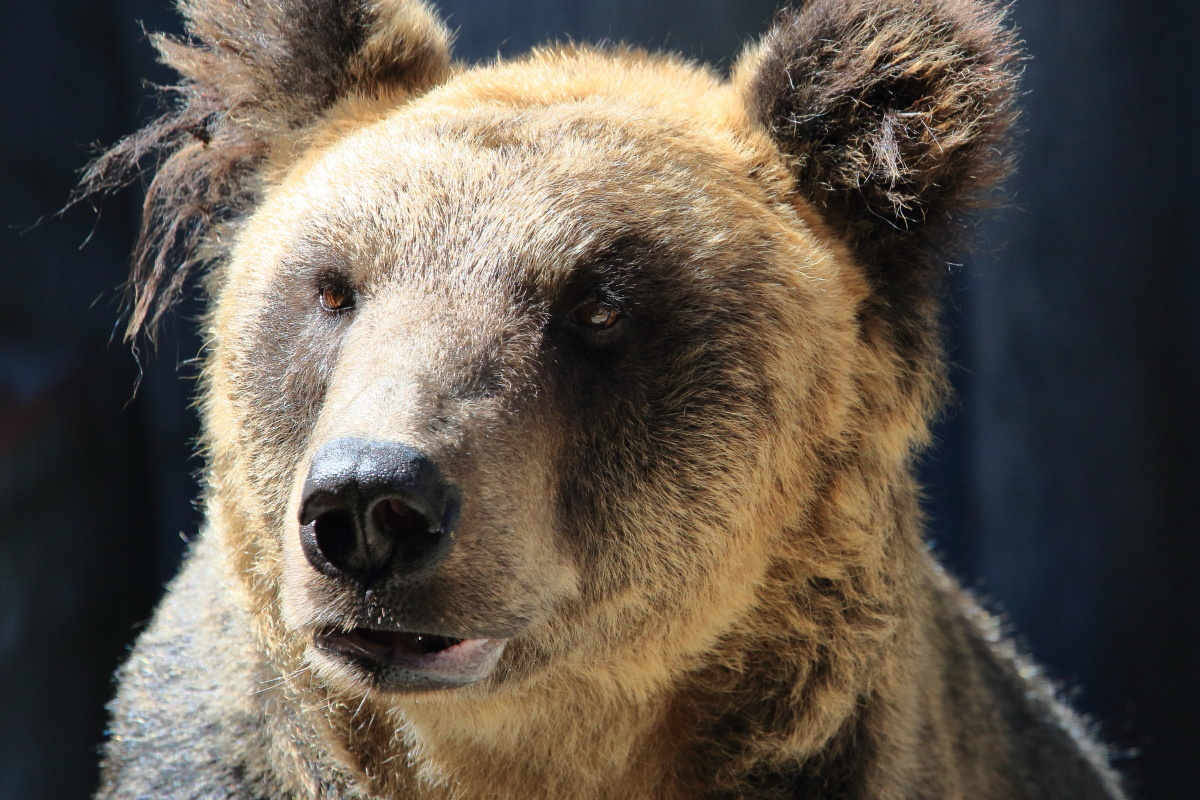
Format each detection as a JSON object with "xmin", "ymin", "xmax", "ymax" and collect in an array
[
  {"xmin": 74, "ymin": 0, "xmax": 451, "ymax": 339},
  {"xmin": 230, "ymin": 246, "xmax": 355, "ymax": 509},
  {"xmin": 745, "ymin": 0, "xmax": 1020, "ymax": 360}
]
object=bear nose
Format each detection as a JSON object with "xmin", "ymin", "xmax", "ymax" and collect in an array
[{"xmin": 299, "ymin": 438, "xmax": 461, "ymax": 585}]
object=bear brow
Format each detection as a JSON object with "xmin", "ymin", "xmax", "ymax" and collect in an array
[
  {"xmin": 576, "ymin": 234, "xmax": 667, "ymax": 277},
  {"xmin": 282, "ymin": 239, "xmax": 353, "ymax": 277},
  {"xmin": 509, "ymin": 234, "xmax": 662, "ymax": 309}
]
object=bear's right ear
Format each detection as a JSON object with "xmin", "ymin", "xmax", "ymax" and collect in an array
[
  {"xmin": 78, "ymin": 0, "xmax": 452, "ymax": 339},
  {"xmin": 735, "ymin": 0, "xmax": 1019, "ymax": 357}
]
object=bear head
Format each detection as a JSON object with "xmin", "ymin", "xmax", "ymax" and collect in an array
[{"xmin": 83, "ymin": 0, "xmax": 1018, "ymax": 793}]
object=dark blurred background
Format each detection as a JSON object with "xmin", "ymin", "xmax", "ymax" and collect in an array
[{"xmin": 1, "ymin": 0, "xmax": 1195, "ymax": 797}]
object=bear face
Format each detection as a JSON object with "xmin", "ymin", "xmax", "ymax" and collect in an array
[
  {"xmin": 85, "ymin": 1, "xmax": 1125, "ymax": 799},
  {"xmin": 214, "ymin": 59, "xmax": 867, "ymax": 702}
]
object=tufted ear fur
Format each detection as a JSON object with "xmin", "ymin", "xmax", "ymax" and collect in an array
[
  {"xmin": 77, "ymin": 0, "xmax": 452, "ymax": 338},
  {"xmin": 736, "ymin": 0, "xmax": 1020, "ymax": 364}
]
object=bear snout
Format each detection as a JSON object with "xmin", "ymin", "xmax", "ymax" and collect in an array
[{"xmin": 299, "ymin": 437, "xmax": 461, "ymax": 586}]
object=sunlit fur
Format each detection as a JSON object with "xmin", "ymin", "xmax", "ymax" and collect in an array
[{"xmin": 91, "ymin": 2, "xmax": 1124, "ymax": 799}]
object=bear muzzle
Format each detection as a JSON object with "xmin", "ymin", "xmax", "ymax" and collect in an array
[{"xmin": 299, "ymin": 438, "xmax": 508, "ymax": 689}]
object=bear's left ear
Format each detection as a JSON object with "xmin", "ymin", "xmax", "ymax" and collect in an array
[{"xmin": 735, "ymin": 0, "xmax": 1020, "ymax": 340}]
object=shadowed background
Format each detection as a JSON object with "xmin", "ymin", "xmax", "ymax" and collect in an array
[{"xmin": 0, "ymin": 0, "xmax": 1195, "ymax": 797}]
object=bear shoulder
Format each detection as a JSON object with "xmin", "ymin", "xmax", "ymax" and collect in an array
[
  {"xmin": 95, "ymin": 539, "xmax": 284, "ymax": 800},
  {"xmin": 930, "ymin": 568, "xmax": 1126, "ymax": 799}
]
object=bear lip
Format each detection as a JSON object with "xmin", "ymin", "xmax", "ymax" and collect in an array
[{"xmin": 313, "ymin": 627, "xmax": 507, "ymax": 686}]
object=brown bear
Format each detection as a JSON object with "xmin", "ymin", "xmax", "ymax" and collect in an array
[{"xmin": 83, "ymin": 0, "xmax": 1126, "ymax": 798}]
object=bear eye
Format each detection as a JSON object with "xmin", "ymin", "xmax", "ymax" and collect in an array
[
  {"xmin": 317, "ymin": 281, "xmax": 355, "ymax": 314},
  {"xmin": 572, "ymin": 299, "xmax": 622, "ymax": 330}
]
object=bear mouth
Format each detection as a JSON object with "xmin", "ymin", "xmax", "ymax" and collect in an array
[{"xmin": 313, "ymin": 627, "xmax": 507, "ymax": 689}]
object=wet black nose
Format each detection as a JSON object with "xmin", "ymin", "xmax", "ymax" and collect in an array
[{"xmin": 299, "ymin": 438, "xmax": 461, "ymax": 585}]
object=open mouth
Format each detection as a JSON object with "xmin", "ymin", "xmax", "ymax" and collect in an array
[{"xmin": 313, "ymin": 627, "xmax": 507, "ymax": 688}]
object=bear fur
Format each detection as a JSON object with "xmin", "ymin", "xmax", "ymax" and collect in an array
[{"xmin": 85, "ymin": 0, "xmax": 1126, "ymax": 798}]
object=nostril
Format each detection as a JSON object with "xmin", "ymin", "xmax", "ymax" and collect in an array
[
  {"xmin": 312, "ymin": 507, "xmax": 357, "ymax": 574},
  {"xmin": 372, "ymin": 499, "xmax": 431, "ymax": 540},
  {"xmin": 369, "ymin": 498, "xmax": 444, "ymax": 570}
]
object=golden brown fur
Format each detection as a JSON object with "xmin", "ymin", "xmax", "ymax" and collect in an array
[{"xmin": 89, "ymin": 1, "xmax": 1124, "ymax": 799}]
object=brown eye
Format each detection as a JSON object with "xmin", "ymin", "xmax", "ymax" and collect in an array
[
  {"xmin": 572, "ymin": 299, "xmax": 622, "ymax": 329},
  {"xmin": 318, "ymin": 283, "xmax": 355, "ymax": 313}
]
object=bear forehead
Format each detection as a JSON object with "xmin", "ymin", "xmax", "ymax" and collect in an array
[
  {"xmin": 289, "ymin": 113, "xmax": 763, "ymax": 220},
  {"xmin": 250, "ymin": 105, "xmax": 796, "ymax": 296},
  {"xmin": 269, "ymin": 47, "xmax": 775, "ymax": 234}
]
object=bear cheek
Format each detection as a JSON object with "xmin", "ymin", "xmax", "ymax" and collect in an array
[
  {"xmin": 227, "ymin": 294, "xmax": 343, "ymax": 516},
  {"xmin": 543, "ymin": 309, "xmax": 778, "ymax": 644},
  {"xmin": 204, "ymin": 257, "xmax": 355, "ymax": 639}
]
